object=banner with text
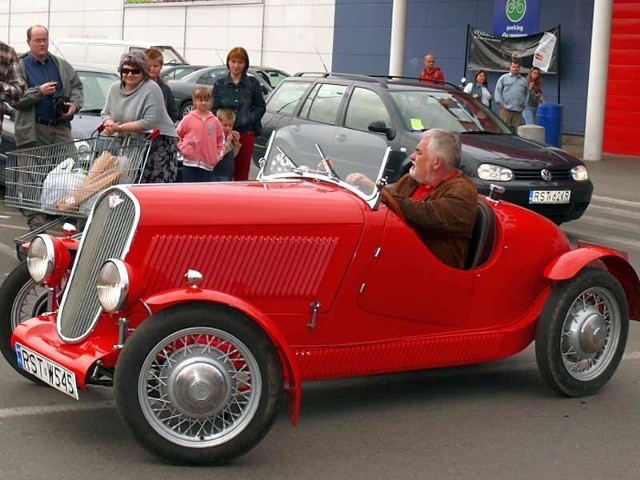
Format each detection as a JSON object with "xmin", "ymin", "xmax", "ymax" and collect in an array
[{"xmin": 467, "ymin": 26, "xmax": 559, "ymax": 74}]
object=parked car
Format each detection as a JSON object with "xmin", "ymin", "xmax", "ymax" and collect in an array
[
  {"xmin": 167, "ymin": 65, "xmax": 290, "ymax": 118},
  {"xmin": 254, "ymin": 73, "xmax": 593, "ymax": 224},
  {"xmin": 1, "ymin": 124, "xmax": 638, "ymax": 465},
  {"xmin": 160, "ymin": 64, "xmax": 207, "ymax": 82},
  {"xmin": 0, "ymin": 65, "xmax": 119, "ymax": 185},
  {"xmin": 49, "ymin": 39, "xmax": 188, "ymax": 73}
]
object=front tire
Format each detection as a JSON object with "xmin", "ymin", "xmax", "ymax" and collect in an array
[
  {"xmin": 114, "ymin": 303, "xmax": 283, "ymax": 465},
  {"xmin": 0, "ymin": 262, "xmax": 49, "ymax": 383},
  {"xmin": 535, "ymin": 267, "xmax": 629, "ymax": 397}
]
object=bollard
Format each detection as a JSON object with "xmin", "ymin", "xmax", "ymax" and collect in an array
[{"xmin": 517, "ymin": 124, "xmax": 545, "ymax": 143}]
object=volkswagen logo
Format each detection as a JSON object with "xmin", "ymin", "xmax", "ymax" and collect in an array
[{"xmin": 540, "ymin": 169, "xmax": 552, "ymax": 182}]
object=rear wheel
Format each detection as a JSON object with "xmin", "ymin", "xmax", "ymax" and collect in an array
[
  {"xmin": 535, "ymin": 267, "xmax": 629, "ymax": 397},
  {"xmin": 0, "ymin": 262, "xmax": 49, "ymax": 383},
  {"xmin": 114, "ymin": 303, "xmax": 283, "ymax": 465}
]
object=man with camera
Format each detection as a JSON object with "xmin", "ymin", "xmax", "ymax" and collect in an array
[{"xmin": 12, "ymin": 25, "xmax": 83, "ymax": 148}]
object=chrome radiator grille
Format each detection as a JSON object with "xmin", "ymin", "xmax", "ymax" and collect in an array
[{"xmin": 58, "ymin": 189, "xmax": 138, "ymax": 342}]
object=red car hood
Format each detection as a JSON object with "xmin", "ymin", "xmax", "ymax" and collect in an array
[{"xmin": 127, "ymin": 180, "xmax": 365, "ymax": 227}]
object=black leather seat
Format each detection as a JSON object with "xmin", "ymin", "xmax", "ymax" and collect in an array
[{"xmin": 465, "ymin": 200, "xmax": 496, "ymax": 270}]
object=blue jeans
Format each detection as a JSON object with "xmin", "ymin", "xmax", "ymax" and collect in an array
[
  {"xmin": 182, "ymin": 165, "xmax": 214, "ymax": 182},
  {"xmin": 523, "ymin": 106, "xmax": 537, "ymax": 125}
]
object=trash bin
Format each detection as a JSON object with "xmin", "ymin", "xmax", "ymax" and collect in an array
[{"xmin": 536, "ymin": 103, "xmax": 563, "ymax": 147}]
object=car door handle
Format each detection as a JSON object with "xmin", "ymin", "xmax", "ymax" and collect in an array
[{"xmin": 335, "ymin": 134, "xmax": 347, "ymax": 142}]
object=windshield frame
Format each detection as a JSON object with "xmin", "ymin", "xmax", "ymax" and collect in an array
[{"xmin": 257, "ymin": 128, "xmax": 393, "ymax": 210}]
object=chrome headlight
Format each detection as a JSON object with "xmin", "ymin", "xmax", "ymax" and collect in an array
[
  {"xmin": 571, "ymin": 165, "xmax": 589, "ymax": 181},
  {"xmin": 96, "ymin": 259, "xmax": 129, "ymax": 313},
  {"xmin": 477, "ymin": 163, "xmax": 514, "ymax": 182},
  {"xmin": 26, "ymin": 235, "xmax": 55, "ymax": 284}
]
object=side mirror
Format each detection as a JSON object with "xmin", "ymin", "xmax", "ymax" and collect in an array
[{"xmin": 368, "ymin": 121, "xmax": 396, "ymax": 141}]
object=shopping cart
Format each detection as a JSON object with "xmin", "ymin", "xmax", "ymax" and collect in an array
[{"xmin": 4, "ymin": 128, "xmax": 158, "ymax": 256}]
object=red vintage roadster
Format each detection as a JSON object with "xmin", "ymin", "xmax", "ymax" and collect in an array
[{"xmin": 1, "ymin": 125, "xmax": 639, "ymax": 465}]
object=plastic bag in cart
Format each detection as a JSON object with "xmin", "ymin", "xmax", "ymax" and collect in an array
[
  {"xmin": 56, "ymin": 150, "xmax": 125, "ymax": 212},
  {"xmin": 40, "ymin": 158, "xmax": 87, "ymax": 211}
]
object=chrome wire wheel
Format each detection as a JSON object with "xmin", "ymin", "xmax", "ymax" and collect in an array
[
  {"xmin": 11, "ymin": 278, "xmax": 49, "ymax": 331},
  {"xmin": 138, "ymin": 327, "xmax": 262, "ymax": 448},
  {"xmin": 560, "ymin": 286, "xmax": 621, "ymax": 381},
  {"xmin": 536, "ymin": 267, "xmax": 629, "ymax": 397}
]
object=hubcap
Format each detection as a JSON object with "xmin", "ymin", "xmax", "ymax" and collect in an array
[
  {"xmin": 168, "ymin": 354, "xmax": 231, "ymax": 418},
  {"xmin": 566, "ymin": 311, "xmax": 607, "ymax": 356}
]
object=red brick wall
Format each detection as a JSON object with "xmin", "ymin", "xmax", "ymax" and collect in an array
[{"xmin": 604, "ymin": 0, "xmax": 640, "ymax": 155}]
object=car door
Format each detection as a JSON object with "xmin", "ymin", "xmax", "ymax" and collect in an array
[
  {"xmin": 336, "ymin": 87, "xmax": 394, "ymax": 170},
  {"xmin": 358, "ymin": 212, "xmax": 475, "ymax": 327}
]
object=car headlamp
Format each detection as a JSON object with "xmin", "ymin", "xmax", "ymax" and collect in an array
[
  {"xmin": 26, "ymin": 235, "xmax": 71, "ymax": 286},
  {"xmin": 571, "ymin": 165, "xmax": 589, "ymax": 181},
  {"xmin": 26, "ymin": 236, "xmax": 54, "ymax": 284},
  {"xmin": 477, "ymin": 163, "xmax": 514, "ymax": 182},
  {"xmin": 96, "ymin": 259, "xmax": 129, "ymax": 312}
]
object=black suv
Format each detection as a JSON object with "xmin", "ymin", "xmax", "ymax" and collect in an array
[{"xmin": 255, "ymin": 73, "xmax": 593, "ymax": 224}]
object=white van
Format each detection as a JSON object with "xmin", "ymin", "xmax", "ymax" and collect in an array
[{"xmin": 49, "ymin": 38, "xmax": 188, "ymax": 73}]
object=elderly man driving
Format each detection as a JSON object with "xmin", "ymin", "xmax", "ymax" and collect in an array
[{"xmin": 349, "ymin": 129, "xmax": 478, "ymax": 269}]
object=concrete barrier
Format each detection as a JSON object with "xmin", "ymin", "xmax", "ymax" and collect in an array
[{"xmin": 517, "ymin": 124, "xmax": 545, "ymax": 143}]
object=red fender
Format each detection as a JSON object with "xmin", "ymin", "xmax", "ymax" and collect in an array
[
  {"xmin": 544, "ymin": 246, "xmax": 640, "ymax": 321},
  {"xmin": 142, "ymin": 288, "xmax": 302, "ymax": 425}
]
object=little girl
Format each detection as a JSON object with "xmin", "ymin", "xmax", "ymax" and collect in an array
[{"xmin": 177, "ymin": 86, "xmax": 225, "ymax": 182}]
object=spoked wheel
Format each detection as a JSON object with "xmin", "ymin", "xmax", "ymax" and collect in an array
[
  {"xmin": 115, "ymin": 303, "xmax": 283, "ymax": 465},
  {"xmin": 536, "ymin": 267, "xmax": 629, "ymax": 397},
  {"xmin": 0, "ymin": 262, "xmax": 49, "ymax": 383}
]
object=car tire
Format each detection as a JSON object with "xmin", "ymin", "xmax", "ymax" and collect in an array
[
  {"xmin": 114, "ymin": 302, "xmax": 283, "ymax": 465},
  {"xmin": 0, "ymin": 261, "xmax": 49, "ymax": 384},
  {"xmin": 535, "ymin": 267, "xmax": 628, "ymax": 397},
  {"xmin": 180, "ymin": 101, "xmax": 193, "ymax": 119}
]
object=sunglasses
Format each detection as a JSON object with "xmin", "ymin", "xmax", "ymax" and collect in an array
[{"xmin": 121, "ymin": 68, "xmax": 141, "ymax": 75}]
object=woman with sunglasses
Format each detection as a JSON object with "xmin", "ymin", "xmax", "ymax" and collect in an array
[{"xmin": 101, "ymin": 50, "xmax": 178, "ymax": 183}]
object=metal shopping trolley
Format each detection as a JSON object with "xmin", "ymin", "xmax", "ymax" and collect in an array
[{"xmin": 4, "ymin": 128, "xmax": 158, "ymax": 257}]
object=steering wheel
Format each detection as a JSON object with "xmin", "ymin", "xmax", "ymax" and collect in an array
[{"xmin": 380, "ymin": 189, "xmax": 405, "ymax": 220}]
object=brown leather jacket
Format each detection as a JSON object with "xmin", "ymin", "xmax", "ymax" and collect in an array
[{"xmin": 386, "ymin": 173, "xmax": 478, "ymax": 269}]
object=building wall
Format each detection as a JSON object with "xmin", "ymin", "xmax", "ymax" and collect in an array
[
  {"xmin": 0, "ymin": 0, "xmax": 335, "ymax": 75},
  {"xmin": 333, "ymin": 0, "xmax": 595, "ymax": 134},
  {"xmin": 604, "ymin": 0, "xmax": 640, "ymax": 155}
]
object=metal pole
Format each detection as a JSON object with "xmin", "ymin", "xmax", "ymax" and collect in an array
[
  {"xmin": 556, "ymin": 24, "xmax": 561, "ymax": 104},
  {"xmin": 584, "ymin": 0, "xmax": 613, "ymax": 161},
  {"xmin": 463, "ymin": 24, "xmax": 470, "ymax": 80},
  {"xmin": 388, "ymin": 0, "xmax": 407, "ymax": 76}
]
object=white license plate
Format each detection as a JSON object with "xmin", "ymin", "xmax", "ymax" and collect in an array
[
  {"xmin": 529, "ymin": 190, "xmax": 571, "ymax": 204},
  {"xmin": 15, "ymin": 343, "xmax": 78, "ymax": 400}
]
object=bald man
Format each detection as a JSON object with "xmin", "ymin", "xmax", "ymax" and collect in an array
[{"xmin": 419, "ymin": 53, "xmax": 445, "ymax": 85}]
